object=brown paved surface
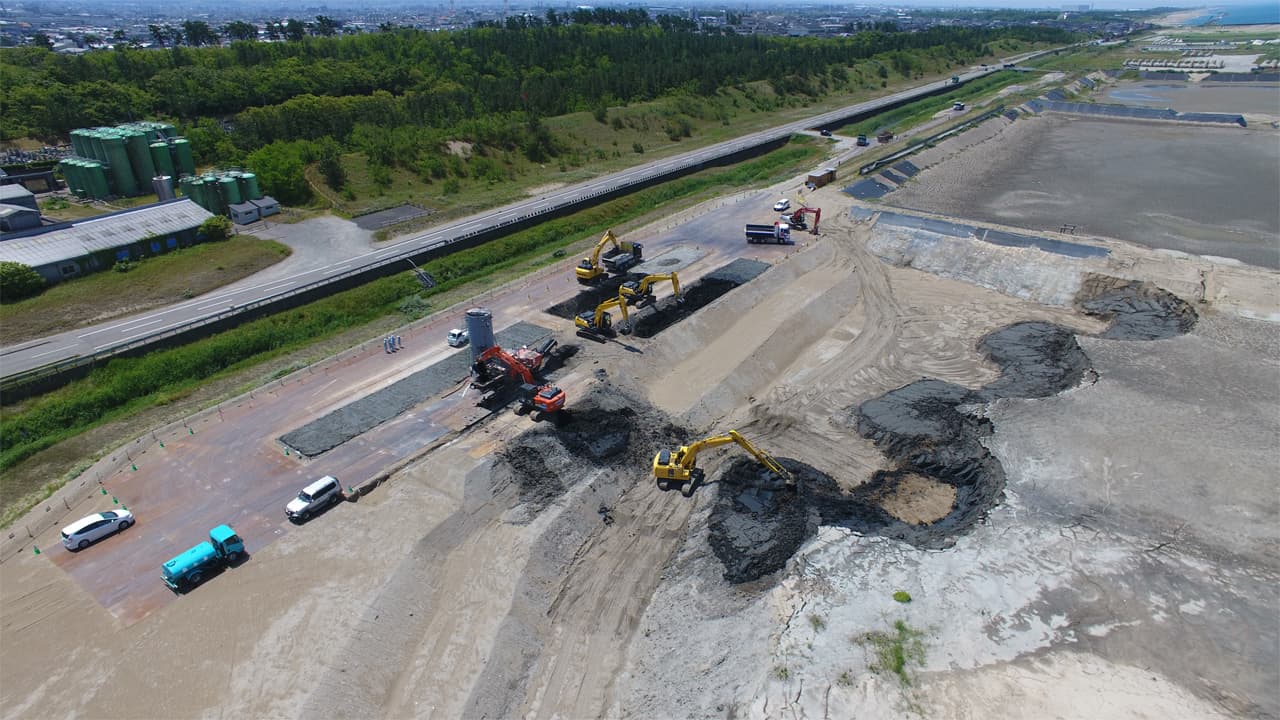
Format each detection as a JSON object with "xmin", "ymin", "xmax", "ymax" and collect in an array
[{"xmin": 44, "ymin": 188, "xmax": 805, "ymax": 623}]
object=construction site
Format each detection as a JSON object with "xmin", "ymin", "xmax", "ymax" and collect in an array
[{"xmin": 1, "ymin": 73, "xmax": 1278, "ymax": 719}]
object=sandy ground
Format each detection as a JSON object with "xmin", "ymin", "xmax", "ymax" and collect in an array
[{"xmin": 2, "ymin": 92, "xmax": 1279, "ymax": 719}]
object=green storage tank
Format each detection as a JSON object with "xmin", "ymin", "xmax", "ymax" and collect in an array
[
  {"xmin": 205, "ymin": 177, "xmax": 225, "ymax": 215},
  {"xmin": 88, "ymin": 131, "xmax": 107, "ymax": 164},
  {"xmin": 69, "ymin": 130, "xmax": 88, "ymax": 158},
  {"xmin": 220, "ymin": 176, "xmax": 242, "ymax": 206},
  {"xmin": 71, "ymin": 160, "xmax": 91, "ymax": 198},
  {"xmin": 240, "ymin": 172, "xmax": 262, "ymax": 200},
  {"xmin": 123, "ymin": 130, "xmax": 157, "ymax": 189},
  {"xmin": 102, "ymin": 134, "xmax": 138, "ymax": 196},
  {"xmin": 61, "ymin": 160, "xmax": 83, "ymax": 198},
  {"xmin": 177, "ymin": 176, "xmax": 190, "ymax": 201},
  {"xmin": 172, "ymin": 139, "xmax": 196, "ymax": 177},
  {"xmin": 84, "ymin": 161, "xmax": 111, "ymax": 199},
  {"xmin": 150, "ymin": 142, "xmax": 176, "ymax": 178},
  {"xmin": 158, "ymin": 123, "xmax": 177, "ymax": 139},
  {"xmin": 188, "ymin": 178, "xmax": 206, "ymax": 211}
]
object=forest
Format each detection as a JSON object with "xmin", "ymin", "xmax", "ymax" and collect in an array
[{"xmin": 1, "ymin": 21, "xmax": 1074, "ymax": 204}]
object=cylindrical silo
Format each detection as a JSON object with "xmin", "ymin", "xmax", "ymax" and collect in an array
[
  {"xmin": 219, "ymin": 176, "xmax": 242, "ymax": 206},
  {"xmin": 465, "ymin": 308, "xmax": 496, "ymax": 363},
  {"xmin": 150, "ymin": 142, "xmax": 176, "ymax": 178},
  {"xmin": 240, "ymin": 172, "xmax": 262, "ymax": 200},
  {"xmin": 60, "ymin": 160, "xmax": 82, "ymax": 198},
  {"xmin": 158, "ymin": 123, "xmax": 177, "ymax": 139},
  {"xmin": 172, "ymin": 138, "xmax": 195, "ymax": 176},
  {"xmin": 123, "ymin": 130, "xmax": 157, "ymax": 189},
  {"xmin": 188, "ymin": 178, "xmax": 206, "ymax": 211},
  {"xmin": 102, "ymin": 134, "xmax": 138, "ymax": 196},
  {"xmin": 69, "ymin": 130, "xmax": 88, "ymax": 158},
  {"xmin": 153, "ymin": 175, "xmax": 175, "ymax": 201},
  {"xmin": 72, "ymin": 160, "xmax": 91, "ymax": 198},
  {"xmin": 85, "ymin": 161, "xmax": 111, "ymax": 199},
  {"xmin": 88, "ymin": 131, "xmax": 107, "ymax": 164}
]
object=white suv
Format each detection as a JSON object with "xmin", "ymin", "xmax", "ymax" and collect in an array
[
  {"xmin": 447, "ymin": 328, "xmax": 469, "ymax": 347},
  {"xmin": 285, "ymin": 475, "xmax": 343, "ymax": 521},
  {"xmin": 62, "ymin": 510, "xmax": 134, "ymax": 550},
  {"xmin": 772, "ymin": 198, "xmax": 790, "ymax": 212}
]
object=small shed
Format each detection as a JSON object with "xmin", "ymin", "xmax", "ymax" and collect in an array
[
  {"xmin": 0, "ymin": 184, "xmax": 38, "ymax": 211},
  {"xmin": 229, "ymin": 201, "xmax": 260, "ymax": 225},
  {"xmin": 0, "ymin": 204, "xmax": 42, "ymax": 232},
  {"xmin": 251, "ymin": 196, "xmax": 280, "ymax": 218},
  {"xmin": 806, "ymin": 167, "xmax": 838, "ymax": 189}
]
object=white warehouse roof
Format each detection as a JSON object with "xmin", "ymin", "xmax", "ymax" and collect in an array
[{"xmin": 0, "ymin": 198, "xmax": 213, "ymax": 268}]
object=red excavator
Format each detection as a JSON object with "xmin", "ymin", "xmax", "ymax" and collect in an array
[
  {"xmin": 470, "ymin": 338, "xmax": 559, "ymax": 405},
  {"xmin": 781, "ymin": 205, "xmax": 821, "ymax": 234},
  {"xmin": 515, "ymin": 383, "xmax": 566, "ymax": 418}
]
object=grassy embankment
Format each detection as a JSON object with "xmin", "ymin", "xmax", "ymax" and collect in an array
[
  {"xmin": 0, "ymin": 237, "xmax": 291, "ymax": 345},
  {"xmin": 0, "ymin": 140, "xmax": 822, "ymax": 526}
]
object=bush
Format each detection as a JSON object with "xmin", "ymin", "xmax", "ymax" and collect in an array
[
  {"xmin": 0, "ymin": 261, "xmax": 44, "ymax": 302},
  {"xmin": 199, "ymin": 216, "xmax": 233, "ymax": 241}
]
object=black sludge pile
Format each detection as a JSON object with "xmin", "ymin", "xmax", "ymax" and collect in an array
[
  {"xmin": 493, "ymin": 384, "xmax": 685, "ymax": 512},
  {"xmin": 1076, "ymin": 275, "xmax": 1198, "ymax": 341}
]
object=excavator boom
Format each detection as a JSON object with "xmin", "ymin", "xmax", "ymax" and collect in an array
[
  {"xmin": 575, "ymin": 295, "xmax": 630, "ymax": 341},
  {"xmin": 652, "ymin": 429, "xmax": 794, "ymax": 496},
  {"xmin": 620, "ymin": 272, "xmax": 681, "ymax": 305},
  {"xmin": 574, "ymin": 230, "xmax": 643, "ymax": 284}
]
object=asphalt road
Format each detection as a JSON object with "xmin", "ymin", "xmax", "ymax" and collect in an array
[{"xmin": 0, "ymin": 57, "xmax": 1046, "ymax": 382}]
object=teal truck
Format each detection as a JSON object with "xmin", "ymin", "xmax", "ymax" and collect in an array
[{"xmin": 161, "ymin": 524, "xmax": 245, "ymax": 591}]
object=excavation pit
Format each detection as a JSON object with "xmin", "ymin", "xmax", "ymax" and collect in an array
[{"xmin": 630, "ymin": 259, "xmax": 769, "ymax": 338}]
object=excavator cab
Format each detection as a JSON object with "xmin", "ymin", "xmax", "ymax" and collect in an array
[
  {"xmin": 575, "ymin": 296, "xmax": 630, "ymax": 341},
  {"xmin": 516, "ymin": 383, "xmax": 566, "ymax": 417}
]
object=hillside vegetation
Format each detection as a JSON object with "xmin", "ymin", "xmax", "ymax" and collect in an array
[{"xmin": 2, "ymin": 23, "xmax": 1074, "ymax": 211}]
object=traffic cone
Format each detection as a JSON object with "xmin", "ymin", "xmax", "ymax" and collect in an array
[
  {"xmin": 33, "ymin": 546, "xmax": 40, "ymax": 555},
  {"xmin": 159, "ymin": 440, "xmax": 165, "ymax": 448},
  {"xmin": 101, "ymin": 487, "xmax": 107, "ymax": 495},
  {"xmin": 189, "ymin": 427, "xmax": 194, "ymax": 435},
  {"xmin": 112, "ymin": 496, "xmax": 118, "ymax": 505},
  {"xmin": 131, "ymin": 463, "xmax": 137, "ymax": 471}
]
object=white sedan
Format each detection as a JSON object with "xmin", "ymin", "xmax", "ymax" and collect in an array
[{"xmin": 61, "ymin": 509, "xmax": 134, "ymax": 550}]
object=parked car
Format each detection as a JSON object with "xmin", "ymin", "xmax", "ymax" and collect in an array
[
  {"xmin": 285, "ymin": 475, "xmax": 343, "ymax": 521},
  {"xmin": 62, "ymin": 510, "xmax": 134, "ymax": 550},
  {"xmin": 819, "ymin": 129, "xmax": 833, "ymax": 137},
  {"xmin": 447, "ymin": 328, "xmax": 469, "ymax": 347},
  {"xmin": 772, "ymin": 198, "xmax": 791, "ymax": 212}
]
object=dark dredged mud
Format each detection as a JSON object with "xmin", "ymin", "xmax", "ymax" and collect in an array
[
  {"xmin": 493, "ymin": 384, "xmax": 685, "ymax": 513},
  {"xmin": 631, "ymin": 259, "xmax": 770, "ymax": 338},
  {"xmin": 544, "ymin": 277, "xmax": 629, "ymax": 320},
  {"xmin": 1076, "ymin": 275, "xmax": 1198, "ymax": 341},
  {"xmin": 975, "ymin": 322, "xmax": 1091, "ymax": 401}
]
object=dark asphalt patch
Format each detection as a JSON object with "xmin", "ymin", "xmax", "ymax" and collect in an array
[
  {"xmin": 280, "ymin": 321, "xmax": 553, "ymax": 457},
  {"xmin": 543, "ymin": 276, "xmax": 629, "ymax": 320},
  {"xmin": 845, "ymin": 178, "xmax": 894, "ymax": 200}
]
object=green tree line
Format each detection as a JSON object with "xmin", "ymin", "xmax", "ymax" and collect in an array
[{"xmin": 2, "ymin": 24, "xmax": 1072, "ymax": 141}]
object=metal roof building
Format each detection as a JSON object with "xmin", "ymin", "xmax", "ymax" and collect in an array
[{"xmin": 0, "ymin": 198, "xmax": 214, "ymax": 284}]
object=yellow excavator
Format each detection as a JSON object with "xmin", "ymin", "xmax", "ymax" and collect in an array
[
  {"xmin": 575, "ymin": 230, "xmax": 644, "ymax": 285},
  {"xmin": 619, "ymin": 272, "xmax": 681, "ymax": 306},
  {"xmin": 575, "ymin": 295, "xmax": 631, "ymax": 341},
  {"xmin": 653, "ymin": 430, "xmax": 795, "ymax": 497}
]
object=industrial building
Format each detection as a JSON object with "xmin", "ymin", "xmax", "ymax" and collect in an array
[{"xmin": 0, "ymin": 198, "xmax": 213, "ymax": 284}]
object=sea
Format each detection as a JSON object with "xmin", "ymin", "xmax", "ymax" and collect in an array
[{"xmin": 1187, "ymin": 3, "xmax": 1280, "ymax": 26}]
